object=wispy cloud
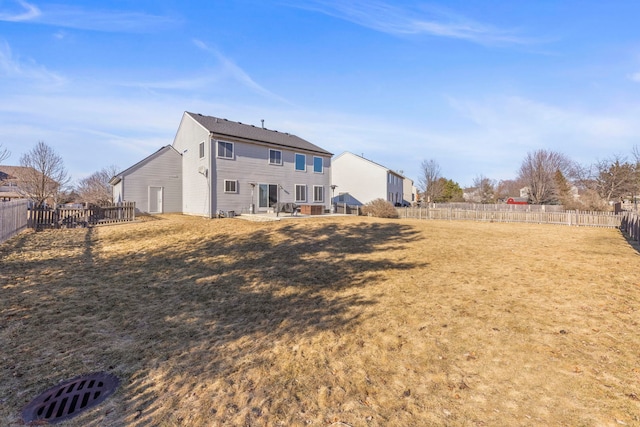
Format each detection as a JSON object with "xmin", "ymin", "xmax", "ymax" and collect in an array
[
  {"xmin": 193, "ymin": 39, "xmax": 291, "ymax": 103},
  {"xmin": 629, "ymin": 72, "xmax": 640, "ymax": 82},
  {"xmin": 446, "ymin": 94, "xmax": 639, "ymax": 168},
  {"xmin": 0, "ymin": 40, "xmax": 65, "ymax": 86},
  {"xmin": 291, "ymin": 0, "xmax": 538, "ymax": 46},
  {"xmin": 0, "ymin": 0, "xmax": 40, "ymax": 21},
  {"xmin": 0, "ymin": 0, "xmax": 181, "ymax": 32}
]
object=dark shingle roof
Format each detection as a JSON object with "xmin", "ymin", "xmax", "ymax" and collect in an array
[{"xmin": 186, "ymin": 112, "xmax": 332, "ymax": 156}]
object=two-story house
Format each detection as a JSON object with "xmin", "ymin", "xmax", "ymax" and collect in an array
[{"xmin": 111, "ymin": 112, "xmax": 333, "ymax": 217}]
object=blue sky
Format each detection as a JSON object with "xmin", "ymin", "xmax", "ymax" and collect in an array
[{"xmin": 2, "ymin": 0, "xmax": 640, "ymax": 187}]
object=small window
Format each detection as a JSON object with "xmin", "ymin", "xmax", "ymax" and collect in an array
[
  {"xmin": 295, "ymin": 153, "xmax": 306, "ymax": 171},
  {"xmin": 224, "ymin": 180, "xmax": 237, "ymax": 193},
  {"xmin": 313, "ymin": 156, "xmax": 323, "ymax": 173},
  {"xmin": 313, "ymin": 185, "xmax": 324, "ymax": 202},
  {"xmin": 199, "ymin": 142, "xmax": 205, "ymax": 158},
  {"xmin": 269, "ymin": 149, "xmax": 282, "ymax": 165},
  {"xmin": 217, "ymin": 141, "xmax": 234, "ymax": 159},
  {"xmin": 295, "ymin": 184, "xmax": 307, "ymax": 202}
]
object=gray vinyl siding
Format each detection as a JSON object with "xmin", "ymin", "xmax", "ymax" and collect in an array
[
  {"xmin": 174, "ymin": 115, "xmax": 212, "ymax": 216},
  {"xmin": 118, "ymin": 147, "xmax": 182, "ymax": 213},
  {"xmin": 213, "ymin": 139, "xmax": 331, "ymax": 213}
]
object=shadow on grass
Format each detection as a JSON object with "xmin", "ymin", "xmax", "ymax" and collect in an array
[
  {"xmin": 619, "ymin": 229, "xmax": 640, "ymax": 255},
  {"xmin": 0, "ymin": 218, "xmax": 425, "ymax": 426}
]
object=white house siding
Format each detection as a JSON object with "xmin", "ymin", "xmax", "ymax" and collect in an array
[
  {"xmin": 386, "ymin": 172, "xmax": 404, "ymax": 206},
  {"xmin": 403, "ymin": 177, "xmax": 416, "ymax": 206},
  {"xmin": 331, "ymin": 152, "xmax": 389, "ymax": 205},
  {"xmin": 213, "ymin": 138, "xmax": 331, "ymax": 213},
  {"xmin": 114, "ymin": 146, "xmax": 182, "ymax": 213},
  {"xmin": 173, "ymin": 114, "xmax": 212, "ymax": 217}
]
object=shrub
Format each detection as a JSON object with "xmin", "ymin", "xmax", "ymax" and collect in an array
[{"xmin": 361, "ymin": 198, "xmax": 399, "ymax": 218}]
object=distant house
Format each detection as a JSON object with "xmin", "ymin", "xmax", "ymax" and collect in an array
[
  {"xmin": 0, "ymin": 165, "xmax": 59, "ymax": 206},
  {"xmin": 331, "ymin": 151, "xmax": 406, "ymax": 206},
  {"xmin": 506, "ymin": 197, "xmax": 528, "ymax": 205},
  {"xmin": 403, "ymin": 177, "xmax": 418, "ymax": 207},
  {"xmin": 111, "ymin": 112, "xmax": 333, "ymax": 216},
  {"xmin": 0, "ymin": 166, "xmax": 24, "ymax": 201}
]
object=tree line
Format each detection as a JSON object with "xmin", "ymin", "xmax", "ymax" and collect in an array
[
  {"xmin": 419, "ymin": 148, "xmax": 640, "ymax": 210},
  {"xmin": 3, "ymin": 140, "xmax": 639, "ymax": 211},
  {"xmin": 0, "ymin": 141, "xmax": 116, "ymax": 207}
]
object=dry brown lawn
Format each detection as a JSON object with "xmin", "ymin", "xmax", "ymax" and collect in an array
[{"xmin": 1, "ymin": 214, "xmax": 639, "ymax": 426}]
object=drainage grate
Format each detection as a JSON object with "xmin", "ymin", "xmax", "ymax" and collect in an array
[{"xmin": 22, "ymin": 372, "xmax": 119, "ymax": 425}]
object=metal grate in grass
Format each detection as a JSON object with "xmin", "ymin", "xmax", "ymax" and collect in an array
[{"xmin": 21, "ymin": 372, "xmax": 119, "ymax": 425}]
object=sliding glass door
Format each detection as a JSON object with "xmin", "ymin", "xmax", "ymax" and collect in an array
[{"xmin": 258, "ymin": 184, "xmax": 278, "ymax": 210}]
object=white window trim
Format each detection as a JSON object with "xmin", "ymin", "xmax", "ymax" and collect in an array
[
  {"xmin": 224, "ymin": 179, "xmax": 238, "ymax": 193},
  {"xmin": 295, "ymin": 184, "xmax": 307, "ymax": 202},
  {"xmin": 313, "ymin": 185, "xmax": 324, "ymax": 203},
  {"xmin": 216, "ymin": 140, "xmax": 234, "ymax": 159},
  {"xmin": 313, "ymin": 156, "xmax": 323, "ymax": 174},
  {"xmin": 294, "ymin": 153, "xmax": 306, "ymax": 172},
  {"xmin": 199, "ymin": 141, "xmax": 205, "ymax": 159},
  {"xmin": 269, "ymin": 149, "xmax": 283, "ymax": 166}
]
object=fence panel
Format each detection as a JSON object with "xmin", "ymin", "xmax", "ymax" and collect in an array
[
  {"xmin": 620, "ymin": 212, "xmax": 640, "ymax": 242},
  {"xmin": 27, "ymin": 202, "xmax": 136, "ymax": 230},
  {"xmin": 398, "ymin": 207, "xmax": 622, "ymax": 228},
  {"xmin": 0, "ymin": 199, "xmax": 29, "ymax": 244}
]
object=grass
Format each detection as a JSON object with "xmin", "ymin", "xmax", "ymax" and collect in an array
[{"xmin": 1, "ymin": 214, "xmax": 639, "ymax": 426}]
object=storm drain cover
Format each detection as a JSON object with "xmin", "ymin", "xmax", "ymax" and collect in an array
[{"xmin": 22, "ymin": 372, "xmax": 119, "ymax": 425}]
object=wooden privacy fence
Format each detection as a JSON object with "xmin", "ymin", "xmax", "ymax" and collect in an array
[
  {"xmin": 620, "ymin": 211, "xmax": 640, "ymax": 242},
  {"xmin": 0, "ymin": 199, "xmax": 28, "ymax": 244},
  {"xmin": 28, "ymin": 202, "xmax": 135, "ymax": 230},
  {"xmin": 397, "ymin": 207, "xmax": 621, "ymax": 228}
]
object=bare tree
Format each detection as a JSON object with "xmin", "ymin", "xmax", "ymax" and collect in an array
[
  {"xmin": 494, "ymin": 178, "xmax": 525, "ymax": 201},
  {"xmin": 518, "ymin": 149, "xmax": 574, "ymax": 204},
  {"xmin": 18, "ymin": 141, "xmax": 70, "ymax": 207},
  {"xmin": 76, "ymin": 165, "xmax": 119, "ymax": 205},
  {"xmin": 418, "ymin": 159, "xmax": 443, "ymax": 203},
  {"xmin": 472, "ymin": 174, "xmax": 496, "ymax": 204},
  {"xmin": 0, "ymin": 143, "xmax": 10, "ymax": 164},
  {"xmin": 591, "ymin": 155, "xmax": 637, "ymax": 203}
]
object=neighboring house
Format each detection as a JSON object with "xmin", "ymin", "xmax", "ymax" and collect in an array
[
  {"xmin": 112, "ymin": 112, "xmax": 333, "ymax": 216},
  {"xmin": 109, "ymin": 146, "xmax": 183, "ymax": 213},
  {"xmin": 0, "ymin": 166, "xmax": 24, "ymax": 201},
  {"xmin": 403, "ymin": 178, "xmax": 418, "ymax": 206},
  {"xmin": 0, "ymin": 166, "xmax": 56, "ymax": 204},
  {"xmin": 331, "ymin": 151, "xmax": 405, "ymax": 206}
]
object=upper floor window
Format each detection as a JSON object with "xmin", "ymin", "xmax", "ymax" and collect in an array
[
  {"xmin": 269, "ymin": 149, "xmax": 282, "ymax": 165},
  {"xmin": 217, "ymin": 141, "xmax": 234, "ymax": 159},
  {"xmin": 313, "ymin": 156, "xmax": 323, "ymax": 173},
  {"xmin": 199, "ymin": 142, "xmax": 205, "ymax": 158},
  {"xmin": 295, "ymin": 153, "xmax": 306, "ymax": 171}
]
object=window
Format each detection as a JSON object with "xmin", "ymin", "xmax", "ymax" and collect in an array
[
  {"xmin": 224, "ymin": 180, "xmax": 237, "ymax": 193},
  {"xmin": 313, "ymin": 156, "xmax": 323, "ymax": 173},
  {"xmin": 295, "ymin": 153, "xmax": 306, "ymax": 171},
  {"xmin": 269, "ymin": 149, "xmax": 282, "ymax": 165},
  {"xmin": 313, "ymin": 185, "xmax": 324, "ymax": 202},
  {"xmin": 295, "ymin": 184, "xmax": 307, "ymax": 202},
  {"xmin": 217, "ymin": 140, "xmax": 233, "ymax": 159},
  {"xmin": 199, "ymin": 142, "xmax": 205, "ymax": 158}
]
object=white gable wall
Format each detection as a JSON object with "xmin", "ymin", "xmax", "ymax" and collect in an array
[
  {"xmin": 173, "ymin": 113, "xmax": 212, "ymax": 216},
  {"xmin": 113, "ymin": 147, "xmax": 182, "ymax": 213},
  {"xmin": 332, "ymin": 152, "xmax": 387, "ymax": 205}
]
